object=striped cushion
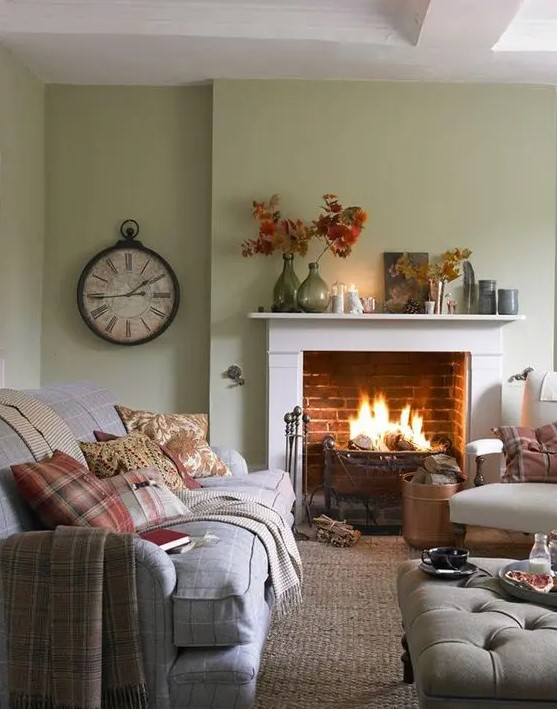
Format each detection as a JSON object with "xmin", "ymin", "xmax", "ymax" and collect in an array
[
  {"xmin": 11, "ymin": 450, "xmax": 134, "ymax": 532},
  {"xmin": 104, "ymin": 467, "xmax": 190, "ymax": 533},
  {"xmin": 494, "ymin": 423, "xmax": 557, "ymax": 483}
]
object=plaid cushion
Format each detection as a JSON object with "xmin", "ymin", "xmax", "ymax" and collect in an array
[
  {"xmin": 116, "ymin": 405, "xmax": 231, "ymax": 479},
  {"xmin": 79, "ymin": 432, "xmax": 184, "ymax": 491},
  {"xmin": 93, "ymin": 430, "xmax": 201, "ymax": 490},
  {"xmin": 104, "ymin": 467, "xmax": 190, "ymax": 533},
  {"xmin": 11, "ymin": 450, "xmax": 134, "ymax": 532},
  {"xmin": 494, "ymin": 423, "xmax": 557, "ymax": 482}
]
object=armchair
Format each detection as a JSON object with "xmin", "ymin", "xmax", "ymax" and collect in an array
[{"xmin": 450, "ymin": 369, "xmax": 557, "ymax": 536}]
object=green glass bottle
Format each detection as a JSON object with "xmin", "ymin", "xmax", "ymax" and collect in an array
[
  {"xmin": 297, "ymin": 262, "xmax": 330, "ymax": 313},
  {"xmin": 272, "ymin": 253, "xmax": 300, "ymax": 312}
]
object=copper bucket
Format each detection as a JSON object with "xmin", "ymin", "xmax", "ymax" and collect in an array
[{"xmin": 402, "ymin": 472, "xmax": 463, "ymax": 549}]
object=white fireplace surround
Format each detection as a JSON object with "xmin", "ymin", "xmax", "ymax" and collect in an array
[{"xmin": 249, "ymin": 312, "xmax": 524, "ymax": 521}]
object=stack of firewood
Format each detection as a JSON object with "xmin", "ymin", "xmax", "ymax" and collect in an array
[{"xmin": 313, "ymin": 514, "xmax": 361, "ymax": 547}]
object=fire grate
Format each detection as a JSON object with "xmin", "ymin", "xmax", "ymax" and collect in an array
[{"xmin": 320, "ymin": 435, "xmax": 439, "ymax": 535}]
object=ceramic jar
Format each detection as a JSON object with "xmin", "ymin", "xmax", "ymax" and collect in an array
[
  {"xmin": 497, "ymin": 288, "xmax": 519, "ymax": 315},
  {"xmin": 478, "ymin": 280, "xmax": 497, "ymax": 315}
]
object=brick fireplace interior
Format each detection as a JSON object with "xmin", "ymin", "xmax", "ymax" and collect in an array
[{"xmin": 302, "ymin": 351, "xmax": 469, "ymax": 506}]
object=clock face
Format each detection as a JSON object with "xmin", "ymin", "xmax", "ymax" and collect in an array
[{"xmin": 77, "ymin": 244, "xmax": 180, "ymax": 345}]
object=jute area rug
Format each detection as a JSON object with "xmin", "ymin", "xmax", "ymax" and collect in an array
[{"xmin": 254, "ymin": 536, "xmax": 419, "ymax": 709}]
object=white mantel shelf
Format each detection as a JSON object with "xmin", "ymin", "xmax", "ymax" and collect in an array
[{"xmin": 249, "ymin": 313, "xmax": 524, "ymax": 322}]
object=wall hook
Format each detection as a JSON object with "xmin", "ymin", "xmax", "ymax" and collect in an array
[{"xmin": 224, "ymin": 364, "xmax": 245, "ymax": 386}]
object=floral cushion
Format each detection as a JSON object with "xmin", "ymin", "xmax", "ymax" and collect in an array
[
  {"xmin": 494, "ymin": 423, "xmax": 557, "ymax": 483},
  {"xmin": 116, "ymin": 405, "xmax": 231, "ymax": 479},
  {"xmin": 11, "ymin": 450, "xmax": 134, "ymax": 532},
  {"xmin": 93, "ymin": 430, "xmax": 201, "ymax": 490},
  {"xmin": 79, "ymin": 432, "xmax": 185, "ymax": 491},
  {"xmin": 104, "ymin": 467, "xmax": 190, "ymax": 533}
]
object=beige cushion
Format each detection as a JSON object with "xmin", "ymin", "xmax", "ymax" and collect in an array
[
  {"xmin": 116, "ymin": 405, "xmax": 231, "ymax": 479},
  {"xmin": 449, "ymin": 483, "xmax": 557, "ymax": 533},
  {"xmin": 80, "ymin": 431, "xmax": 185, "ymax": 491}
]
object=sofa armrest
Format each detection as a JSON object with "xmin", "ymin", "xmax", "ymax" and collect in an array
[
  {"xmin": 133, "ymin": 537, "xmax": 178, "ymax": 708},
  {"xmin": 465, "ymin": 438, "xmax": 504, "ymax": 486},
  {"xmin": 210, "ymin": 447, "xmax": 248, "ymax": 477},
  {"xmin": 465, "ymin": 439, "xmax": 504, "ymax": 457}
]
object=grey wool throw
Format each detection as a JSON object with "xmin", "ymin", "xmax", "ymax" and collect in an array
[
  {"xmin": 177, "ymin": 488, "xmax": 303, "ymax": 615},
  {"xmin": 0, "ymin": 526, "xmax": 148, "ymax": 709}
]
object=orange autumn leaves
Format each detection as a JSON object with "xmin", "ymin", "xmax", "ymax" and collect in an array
[
  {"xmin": 392, "ymin": 248, "xmax": 472, "ymax": 285},
  {"xmin": 241, "ymin": 193, "xmax": 368, "ymax": 260}
]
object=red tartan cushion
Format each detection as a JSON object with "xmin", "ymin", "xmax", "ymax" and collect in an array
[
  {"xmin": 104, "ymin": 467, "xmax": 190, "ymax": 533},
  {"xmin": 493, "ymin": 423, "xmax": 557, "ymax": 483},
  {"xmin": 93, "ymin": 430, "xmax": 201, "ymax": 490},
  {"xmin": 11, "ymin": 450, "xmax": 134, "ymax": 532}
]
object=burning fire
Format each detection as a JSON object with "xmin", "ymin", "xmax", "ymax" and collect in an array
[{"xmin": 348, "ymin": 394, "xmax": 431, "ymax": 451}]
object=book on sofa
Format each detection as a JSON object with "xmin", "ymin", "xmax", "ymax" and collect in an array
[{"xmin": 140, "ymin": 528, "xmax": 191, "ymax": 551}]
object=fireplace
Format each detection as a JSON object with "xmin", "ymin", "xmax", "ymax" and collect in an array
[
  {"xmin": 249, "ymin": 311, "xmax": 523, "ymax": 522},
  {"xmin": 303, "ymin": 351, "xmax": 468, "ymax": 492}
]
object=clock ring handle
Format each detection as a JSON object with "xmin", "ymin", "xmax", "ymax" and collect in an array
[{"xmin": 120, "ymin": 219, "xmax": 139, "ymax": 241}]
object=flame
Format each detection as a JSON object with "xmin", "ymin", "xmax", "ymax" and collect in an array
[{"xmin": 348, "ymin": 394, "xmax": 431, "ymax": 451}]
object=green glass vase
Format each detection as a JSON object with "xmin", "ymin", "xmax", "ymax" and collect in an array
[
  {"xmin": 272, "ymin": 253, "xmax": 300, "ymax": 313},
  {"xmin": 297, "ymin": 262, "xmax": 330, "ymax": 313}
]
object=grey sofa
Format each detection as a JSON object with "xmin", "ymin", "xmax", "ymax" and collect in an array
[{"xmin": 0, "ymin": 381, "xmax": 296, "ymax": 709}]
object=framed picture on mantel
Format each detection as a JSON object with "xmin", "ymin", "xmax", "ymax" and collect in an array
[{"xmin": 383, "ymin": 252, "xmax": 429, "ymax": 313}]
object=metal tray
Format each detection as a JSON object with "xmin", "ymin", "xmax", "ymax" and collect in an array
[{"xmin": 498, "ymin": 560, "xmax": 557, "ymax": 608}]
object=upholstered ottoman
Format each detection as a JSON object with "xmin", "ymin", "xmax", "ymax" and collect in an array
[{"xmin": 397, "ymin": 558, "xmax": 557, "ymax": 709}]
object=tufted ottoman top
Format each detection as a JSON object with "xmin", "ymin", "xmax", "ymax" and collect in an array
[{"xmin": 398, "ymin": 558, "xmax": 557, "ymax": 708}]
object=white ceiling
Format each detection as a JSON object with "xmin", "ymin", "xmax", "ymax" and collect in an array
[{"xmin": 2, "ymin": 0, "xmax": 557, "ymax": 85}]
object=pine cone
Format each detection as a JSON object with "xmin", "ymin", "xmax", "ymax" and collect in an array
[{"xmin": 404, "ymin": 298, "xmax": 424, "ymax": 314}]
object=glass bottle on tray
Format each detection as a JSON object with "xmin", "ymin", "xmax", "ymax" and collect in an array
[
  {"xmin": 549, "ymin": 530, "xmax": 557, "ymax": 572},
  {"xmin": 529, "ymin": 532, "xmax": 552, "ymax": 574}
]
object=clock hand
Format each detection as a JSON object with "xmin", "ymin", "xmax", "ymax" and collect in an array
[
  {"xmin": 88, "ymin": 292, "xmax": 146, "ymax": 299},
  {"xmin": 124, "ymin": 279, "xmax": 151, "ymax": 297}
]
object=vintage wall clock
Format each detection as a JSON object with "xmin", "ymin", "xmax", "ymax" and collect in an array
[{"xmin": 77, "ymin": 219, "xmax": 180, "ymax": 345}]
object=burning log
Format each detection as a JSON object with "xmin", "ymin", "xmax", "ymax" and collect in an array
[
  {"xmin": 384, "ymin": 431, "xmax": 421, "ymax": 452},
  {"xmin": 313, "ymin": 514, "xmax": 361, "ymax": 547}
]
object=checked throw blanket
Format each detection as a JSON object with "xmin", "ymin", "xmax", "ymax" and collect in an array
[
  {"xmin": 0, "ymin": 526, "xmax": 148, "ymax": 709},
  {"xmin": 177, "ymin": 488, "xmax": 303, "ymax": 615}
]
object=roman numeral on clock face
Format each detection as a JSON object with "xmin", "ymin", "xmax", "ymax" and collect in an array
[
  {"xmin": 140, "ymin": 259, "xmax": 150, "ymax": 274},
  {"xmin": 91, "ymin": 304, "xmax": 109, "ymax": 320},
  {"xmin": 152, "ymin": 292, "xmax": 171, "ymax": 299},
  {"xmin": 106, "ymin": 258, "xmax": 118, "ymax": 275},
  {"xmin": 148, "ymin": 274, "xmax": 165, "ymax": 285},
  {"xmin": 149, "ymin": 307, "xmax": 165, "ymax": 318},
  {"xmin": 125, "ymin": 253, "xmax": 133, "ymax": 271},
  {"xmin": 93, "ymin": 274, "xmax": 108, "ymax": 283},
  {"xmin": 141, "ymin": 317, "xmax": 151, "ymax": 332},
  {"xmin": 105, "ymin": 316, "xmax": 117, "ymax": 333},
  {"xmin": 125, "ymin": 320, "xmax": 131, "ymax": 338}
]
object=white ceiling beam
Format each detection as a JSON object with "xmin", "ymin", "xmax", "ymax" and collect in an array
[
  {"xmin": 0, "ymin": 1, "xmax": 409, "ymax": 44},
  {"xmin": 416, "ymin": 0, "xmax": 524, "ymax": 48}
]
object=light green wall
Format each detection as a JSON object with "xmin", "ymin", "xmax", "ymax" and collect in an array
[
  {"xmin": 43, "ymin": 86, "xmax": 212, "ymax": 412},
  {"xmin": 0, "ymin": 46, "xmax": 44, "ymax": 387},
  {"xmin": 211, "ymin": 80, "xmax": 557, "ymax": 466}
]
